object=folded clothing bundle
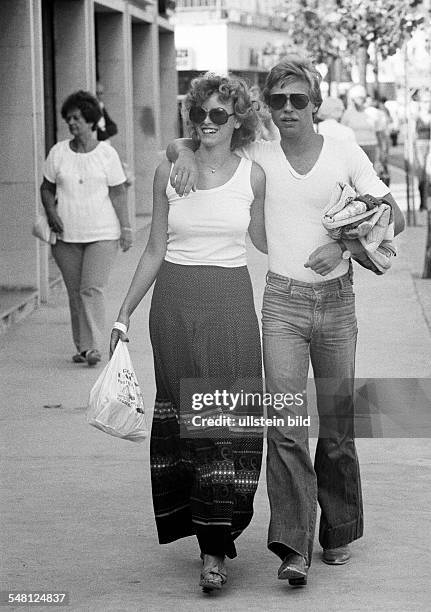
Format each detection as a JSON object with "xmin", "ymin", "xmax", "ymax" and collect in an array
[{"xmin": 323, "ymin": 183, "xmax": 396, "ymax": 274}]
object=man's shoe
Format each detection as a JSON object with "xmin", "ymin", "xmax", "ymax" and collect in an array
[
  {"xmin": 278, "ymin": 553, "xmax": 308, "ymax": 585},
  {"xmin": 322, "ymin": 545, "xmax": 351, "ymax": 565},
  {"xmin": 85, "ymin": 349, "xmax": 101, "ymax": 366}
]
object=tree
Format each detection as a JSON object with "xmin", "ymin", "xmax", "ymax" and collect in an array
[
  {"xmin": 336, "ymin": 0, "xmax": 425, "ymax": 90},
  {"xmin": 278, "ymin": 0, "xmax": 425, "ymax": 91},
  {"xmin": 279, "ymin": 0, "xmax": 342, "ymax": 63}
]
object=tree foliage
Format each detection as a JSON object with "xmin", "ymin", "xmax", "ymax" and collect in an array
[
  {"xmin": 278, "ymin": 0, "xmax": 425, "ymax": 63},
  {"xmin": 279, "ymin": 0, "xmax": 342, "ymax": 62},
  {"xmin": 336, "ymin": 0, "xmax": 425, "ymax": 60}
]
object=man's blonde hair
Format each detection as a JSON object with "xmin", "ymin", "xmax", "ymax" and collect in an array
[{"xmin": 263, "ymin": 56, "xmax": 323, "ymax": 111}]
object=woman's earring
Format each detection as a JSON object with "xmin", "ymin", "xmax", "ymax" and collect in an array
[{"xmin": 251, "ymin": 100, "xmax": 261, "ymax": 112}]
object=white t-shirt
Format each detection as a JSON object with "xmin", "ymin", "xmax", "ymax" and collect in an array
[
  {"xmin": 341, "ymin": 107, "xmax": 377, "ymax": 146},
  {"xmin": 316, "ymin": 119, "xmax": 356, "ymax": 143},
  {"xmin": 239, "ymin": 137, "xmax": 389, "ymax": 282},
  {"xmin": 43, "ymin": 140, "xmax": 126, "ymax": 242},
  {"xmin": 165, "ymin": 158, "xmax": 254, "ymax": 267},
  {"xmin": 364, "ymin": 106, "xmax": 389, "ymax": 133}
]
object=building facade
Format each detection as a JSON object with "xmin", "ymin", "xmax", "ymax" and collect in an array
[
  {"xmin": 0, "ymin": 0, "xmax": 177, "ymax": 326},
  {"xmin": 174, "ymin": 0, "xmax": 293, "ymax": 92}
]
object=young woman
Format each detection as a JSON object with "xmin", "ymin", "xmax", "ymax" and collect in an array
[{"xmin": 110, "ymin": 73, "xmax": 266, "ymax": 592}]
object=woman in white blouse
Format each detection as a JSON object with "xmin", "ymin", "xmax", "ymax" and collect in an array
[
  {"xmin": 110, "ymin": 74, "xmax": 266, "ymax": 592},
  {"xmin": 40, "ymin": 90, "xmax": 132, "ymax": 366}
]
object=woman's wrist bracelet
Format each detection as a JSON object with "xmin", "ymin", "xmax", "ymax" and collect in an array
[
  {"xmin": 121, "ymin": 226, "xmax": 133, "ymax": 231},
  {"xmin": 112, "ymin": 321, "xmax": 128, "ymax": 333}
]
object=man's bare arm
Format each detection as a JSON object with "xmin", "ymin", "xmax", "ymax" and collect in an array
[
  {"xmin": 382, "ymin": 192, "xmax": 405, "ymax": 236},
  {"xmin": 166, "ymin": 138, "xmax": 199, "ymax": 196}
]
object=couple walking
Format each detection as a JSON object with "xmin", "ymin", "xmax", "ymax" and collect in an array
[{"xmin": 110, "ymin": 56, "xmax": 404, "ymax": 592}]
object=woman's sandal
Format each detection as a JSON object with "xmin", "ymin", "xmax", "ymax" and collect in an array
[{"xmin": 199, "ymin": 556, "xmax": 227, "ymax": 592}]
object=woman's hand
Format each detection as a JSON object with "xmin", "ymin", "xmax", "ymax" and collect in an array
[
  {"xmin": 47, "ymin": 209, "xmax": 64, "ymax": 234},
  {"xmin": 120, "ymin": 227, "xmax": 133, "ymax": 251},
  {"xmin": 40, "ymin": 178, "xmax": 63, "ymax": 233},
  {"xmin": 109, "ymin": 325, "xmax": 129, "ymax": 359}
]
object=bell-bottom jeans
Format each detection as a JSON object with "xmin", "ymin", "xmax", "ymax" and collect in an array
[{"xmin": 262, "ymin": 270, "xmax": 363, "ymax": 566}]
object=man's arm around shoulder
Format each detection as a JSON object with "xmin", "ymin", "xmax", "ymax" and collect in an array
[{"xmin": 166, "ymin": 138, "xmax": 199, "ymax": 196}]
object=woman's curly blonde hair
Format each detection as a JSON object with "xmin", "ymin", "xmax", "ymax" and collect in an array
[{"xmin": 182, "ymin": 72, "xmax": 259, "ymax": 150}]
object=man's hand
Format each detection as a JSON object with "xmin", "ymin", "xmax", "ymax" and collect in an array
[
  {"xmin": 304, "ymin": 242, "xmax": 343, "ymax": 276},
  {"xmin": 170, "ymin": 150, "xmax": 198, "ymax": 196}
]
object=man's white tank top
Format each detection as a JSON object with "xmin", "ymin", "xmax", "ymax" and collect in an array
[{"xmin": 165, "ymin": 157, "xmax": 254, "ymax": 267}]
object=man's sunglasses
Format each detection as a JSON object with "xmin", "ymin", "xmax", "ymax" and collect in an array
[
  {"xmin": 268, "ymin": 93, "xmax": 310, "ymax": 111},
  {"xmin": 189, "ymin": 106, "xmax": 235, "ymax": 125}
]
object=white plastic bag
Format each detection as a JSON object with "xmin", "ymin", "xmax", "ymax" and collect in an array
[{"xmin": 87, "ymin": 341, "xmax": 148, "ymax": 442}]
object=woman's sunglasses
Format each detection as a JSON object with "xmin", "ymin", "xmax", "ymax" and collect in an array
[
  {"xmin": 189, "ymin": 106, "xmax": 235, "ymax": 125},
  {"xmin": 268, "ymin": 93, "xmax": 310, "ymax": 111}
]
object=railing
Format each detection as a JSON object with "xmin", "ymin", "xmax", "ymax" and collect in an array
[{"xmin": 176, "ymin": 0, "xmax": 226, "ymax": 8}]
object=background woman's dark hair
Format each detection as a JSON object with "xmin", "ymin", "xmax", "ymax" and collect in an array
[
  {"xmin": 61, "ymin": 90, "xmax": 102, "ymax": 130},
  {"xmin": 183, "ymin": 72, "xmax": 259, "ymax": 150}
]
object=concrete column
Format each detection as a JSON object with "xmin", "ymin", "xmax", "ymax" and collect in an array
[
  {"xmin": 54, "ymin": 0, "xmax": 96, "ymax": 141},
  {"xmin": 132, "ymin": 19, "xmax": 162, "ymax": 215},
  {"xmin": 0, "ymin": 0, "xmax": 45, "ymax": 292},
  {"xmin": 96, "ymin": 7, "xmax": 135, "ymax": 220},
  {"xmin": 159, "ymin": 31, "xmax": 179, "ymax": 148}
]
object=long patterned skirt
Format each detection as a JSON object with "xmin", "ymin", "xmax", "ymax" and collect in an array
[{"xmin": 149, "ymin": 261, "xmax": 263, "ymax": 559}]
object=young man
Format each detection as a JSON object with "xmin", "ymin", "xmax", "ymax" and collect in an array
[{"xmin": 167, "ymin": 57, "xmax": 405, "ymax": 586}]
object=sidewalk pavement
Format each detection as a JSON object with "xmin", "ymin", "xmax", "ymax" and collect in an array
[{"xmin": 1, "ymin": 188, "xmax": 431, "ymax": 611}]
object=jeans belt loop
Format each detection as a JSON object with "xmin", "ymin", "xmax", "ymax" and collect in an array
[
  {"xmin": 286, "ymin": 277, "xmax": 293, "ymax": 295},
  {"xmin": 348, "ymin": 259, "xmax": 353, "ymax": 284}
]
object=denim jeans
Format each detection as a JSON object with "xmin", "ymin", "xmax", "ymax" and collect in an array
[{"xmin": 262, "ymin": 270, "xmax": 363, "ymax": 565}]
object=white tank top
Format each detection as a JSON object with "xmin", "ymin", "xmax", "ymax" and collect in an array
[{"xmin": 165, "ymin": 157, "xmax": 254, "ymax": 267}]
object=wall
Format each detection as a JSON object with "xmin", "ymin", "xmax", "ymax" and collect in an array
[
  {"xmin": 159, "ymin": 27, "xmax": 179, "ymax": 147},
  {"xmin": 0, "ymin": 0, "xmax": 45, "ymax": 291},
  {"xmin": 175, "ymin": 23, "xmax": 229, "ymax": 73},
  {"xmin": 132, "ymin": 19, "xmax": 161, "ymax": 214},
  {"xmin": 226, "ymin": 24, "xmax": 290, "ymax": 72}
]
